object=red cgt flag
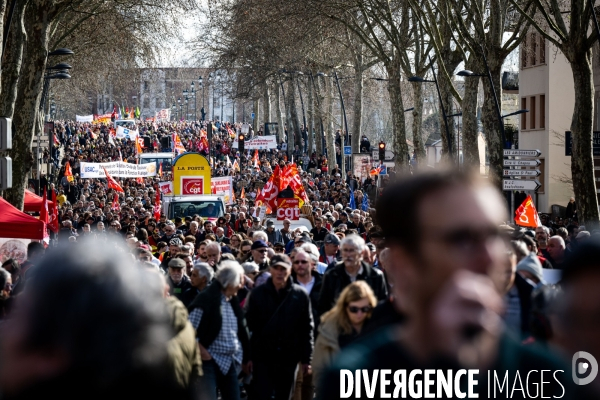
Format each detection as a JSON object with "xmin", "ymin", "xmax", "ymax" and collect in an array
[
  {"xmin": 111, "ymin": 193, "xmax": 120, "ymax": 210},
  {"xmin": 153, "ymin": 190, "xmax": 161, "ymax": 220},
  {"xmin": 48, "ymin": 189, "xmax": 59, "ymax": 233},
  {"xmin": 281, "ymin": 164, "xmax": 309, "ymax": 206},
  {"xmin": 40, "ymin": 188, "xmax": 49, "ymax": 225},
  {"xmin": 102, "ymin": 167, "xmax": 124, "ymax": 192},
  {"xmin": 514, "ymin": 195, "xmax": 541, "ymax": 228},
  {"xmin": 255, "ymin": 165, "xmax": 281, "ymax": 213}
]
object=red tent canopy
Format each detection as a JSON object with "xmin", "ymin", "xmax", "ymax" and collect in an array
[
  {"xmin": 0, "ymin": 197, "xmax": 48, "ymax": 240},
  {"xmin": 23, "ymin": 189, "xmax": 54, "ymax": 213}
]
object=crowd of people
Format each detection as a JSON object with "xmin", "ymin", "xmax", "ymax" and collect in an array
[{"xmin": 0, "ymin": 120, "xmax": 598, "ymax": 399}]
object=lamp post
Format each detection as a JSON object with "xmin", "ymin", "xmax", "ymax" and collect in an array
[
  {"xmin": 199, "ymin": 76, "xmax": 205, "ymax": 121},
  {"xmin": 191, "ymin": 81, "xmax": 196, "ymax": 121},
  {"xmin": 409, "ymin": 57, "xmax": 453, "ymax": 158},
  {"xmin": 172, "ymin": 103, "xmax": 176, "ymax": 121},
  {"xmin": 209, "ymin": 72, "xmax": 216, "ymax": 121},
  {"xmin": 332, "ymin": 71, "xmax": 350, "ymax": 172}
]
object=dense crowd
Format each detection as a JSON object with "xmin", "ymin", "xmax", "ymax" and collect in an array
[{"xmin": 1, "ymin": 121, "xmax": 599, "ymax": 400}]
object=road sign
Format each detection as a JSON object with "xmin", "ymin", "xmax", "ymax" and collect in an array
[
  {"xmin": 565, "ymin": 131, "xmax": 600, "ymax": 156},
  {"xmin": 372, "ymin": 150, "xmax": 394, "ymax": 161},
  {"xmin": 251, "ymin": 113, "xmax": 255, "ymax": 120},
  {"xmin": 503, "ymin": 179, "xmax": 541, "ymax": 191},
  {"xmin": 503, "ymin": 159, "xmax": 541, "ymax": 167},
  {"xmin": 344, "ymin": 146, "xmax": 351, "ymax": 155},
  {"xmin": 503, "ymin": 149, "xmax": 541, "ymax": 157},
  {"xmin": 503, "ymin": 169, "xmax": 541, "ymax": 177},
  {"xmin": 241, "ymin": 123, "xmax": 250, "ymax": 134}
]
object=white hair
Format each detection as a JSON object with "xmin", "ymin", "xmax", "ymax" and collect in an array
[
  {"xmin": 241, "ymin": 261, "xmax": 259, "ymax": 275},
  {"xmin": 300, "ymin": 243, "xmax": 319, "ymax": 264},
  {"xmin": 340, "ymin": 234, "xmax": 366, "ymax": 252},
  {"xmin": 253, "ymin": 231, "xmax": 268, "ymax": 242},
  {"xmin": 193, "ymin": 262, "xmax": 214, "ymax": 282},
  {"xmin": 206, "ymin": 241, "xmax": 222, "ymax": 254},
  {"xmin": 215, "ymin": 260, "xmax": 245, "ymax": 288}
]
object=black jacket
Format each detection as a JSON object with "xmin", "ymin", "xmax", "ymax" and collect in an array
[
  {"xmin": 245, "ymin": 277, "xmax": 314, "ymax": 365},
  {"xmin": 292, "ymin": 272, "xmax": 324, "ymax": 333},
  {"xmin": 318, "ymin": 261, "xmax": 388, "ymax": 316},
  {"xmin": 168, "ymin": 275, "xmax": 192, "ymax": 303},
  {"xmin": 515, "ymin": 274, "xmax": 534, "ymax": 335},
  {"xmin": 188, "ymin": 280, "xmax": 250, "ymax": 363}
]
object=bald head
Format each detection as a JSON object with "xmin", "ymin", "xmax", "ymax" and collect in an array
[{"xmin": 547, "ymin": 236, "xmax": 566, "ymax": 262}]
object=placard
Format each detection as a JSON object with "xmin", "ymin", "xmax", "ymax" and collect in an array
[
  {"xmin": 232, "ymin": 135, "xmax": 278, "ymax": 150},
  {"xmin": 276, "ymin": 198, "xmax": 300, "ymax": 220},
  {"xmin": 211, "ymin": 176, "xmax": 233, "ymax": 204},
  {"xmin": 80, "ymin": 161, "xmax": 156, "ymax": 178},
  {"xmin": 116, "ymin": 126, "xmax": 139, "ymax": 140}
]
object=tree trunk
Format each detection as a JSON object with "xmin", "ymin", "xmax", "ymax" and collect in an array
[
  {"xmin": 6, "ymin": 0, "xmax": 52, "ymax": 209},
  {"xmin": 275, "ymin": 78, "xmax": 285, "ymax": 144},
  {"xmin": 437, "ymin": 74, "xmax": 456, "ymax": 163},
  {"xmin": 569, "ymin": 53, "xmax": 599, "ymax": 226},
  {"xmin": 325, "ymin": 77, "xmax": 336, "ymax": 169},
  {"xmin": 385, "ymin": 61, "xmax": 409, "ymax": 171},
  {"xmin": 352, "ymin": 57, "xmax": 363, "ymax": 155},
  {"xmin": 289, "ymin": 76, "xmax": 302, "ymax": 149},
  {"xmin": 462, "ymin": 58, "xmax": 481, "ymax": 169},
  {"xmin": 411, "ymin": 82, "xmax": 426, "ymax": 166},
  {"xmin": 313, "ymin": 74, "xmax": 324, "ymax": 156},
  {"xmin": 307, "ymin": 75, "xmax": 314, "ymax": 155},
  {"xmin": 285, "ymin": 79, "xmax": 295, "ymax": 156},
  {"xmin": 481, "ymin": 65, "xmax": 503, "ymax": 190},
  {"xmin": 263, "ymin": 81, "xmax": 271, "ymax": 124},
  {"xmin": 0, "ymin": 0, "xmax": 26, "ymax": 119},
  {"xmin": 252, "ymin": 98, "xmax": 260, "ymax": 133}
]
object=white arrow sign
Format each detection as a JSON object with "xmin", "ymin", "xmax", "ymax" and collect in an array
[
  {"xmin": 503, "ymin": 159, "xmax": 541, "ymax": 167},
  {"xmin": 503, "ymin": 149, "xmax": 542, "ymax": 157},
  {"xmin": 503, "ymin": 169, "xmax": 541, "ymax": 177},
  {"xmin": 503, "ymin": 179, "xmax": 541, "ymax": 191}
]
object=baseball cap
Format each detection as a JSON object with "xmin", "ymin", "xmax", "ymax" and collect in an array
[
  {"xmin": 324, "ymin": 233, "xmax": 341, "ymax": 246},
  {"xmin": 273, "ymin": 242, "xmax": 285, "ymax": 249},
  {"xmin": 168, "ymin": 258, "xmax": 186, "ymax": 269},
  {"xmin": 251, "ymin": 240, "xmax": 269, "ymax": 250},
  {"xmin": 266, "ymin": 219, "xmax": 274, "ymax": 226},
  {"xmin": 270, "ymin": 254, "xmax": 292, "ymax": 269}
]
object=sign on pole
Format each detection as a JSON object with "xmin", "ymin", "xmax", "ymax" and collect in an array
[
  {"xmin": 503, "ymin": 149, "xmax": 542, "ymax": 157},
  {"xmin": 372, "ymin": 150, "xmax": 395, "ymax": 161},
  {"xmin": 344, "ymin": 146, "xmax": 351, "ymax": 155},
  {"xmin": 503, "ymin": 159, "xmax": 541, "ymax": 167},
  {"xmin": 251, "ymin": 113, "xmax": 255, "ymax": 120},
  {"xmin": 503, "ymin": 169, "xmax": 541, "ymax": 177},
  {"xmin": 503, "ymin": 179, "xmax": 542, "ymax": 191}
]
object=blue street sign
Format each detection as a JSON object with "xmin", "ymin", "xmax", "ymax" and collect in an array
[
  {"xmin": 251, "ymin": 113, "xmax": 255, "ymax": 120},
  {"xmin": 344, "ymin": 146, "xmax": 351, "ymax": 155}
]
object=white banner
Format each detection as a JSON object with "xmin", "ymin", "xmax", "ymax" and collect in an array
[
  {"xmin": 232, "ymin": 135, "xmax": 278, "ymax": 150},
  {"xmin": 80, "ymin": 161, "xmax": 157, "ymax": 178},
  {"xmin": 211, "ymin": 176, "xmax": 233, "ymax": 204},
  {"xmin": 155, "ymin": 109, "xmax": 171, "ymax": 121},
  {"xmin": 76, "ymin": 115, "xmax": 94, "ymax": 123},
  {"xmin": 116, "ymin": 126, "xmax": 139, "ymax": 140}
]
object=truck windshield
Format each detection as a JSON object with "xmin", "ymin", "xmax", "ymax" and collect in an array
[
  {"xmin": 140, "ymin": 158, "xmax": 173, "ymax": 172},
  {"xmin": 170, "ymin": 201, "xmax": 224, "ymax": 219}
]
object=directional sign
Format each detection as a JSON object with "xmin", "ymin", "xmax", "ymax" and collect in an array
[
  {"xmin": 372, "ymin": 150, "xmax": 395, "ymax": 161},
  {"xmin": 503, "ymin": 179, "xmax": 541, "ymax": 191},
  {"xmin": 503, "ymin": 169, "xmax": 541, "ymax": 177},
  {"xmin": 503, "ymin": 149, "xmax": 542, "ymax": 157},
  {"xmin": 503, "ymin": 159, "xmax": 541, "ymax": 167},
  {"xmin": 344, "ymin": 146, "xmax": 352, "ymax": 155}
]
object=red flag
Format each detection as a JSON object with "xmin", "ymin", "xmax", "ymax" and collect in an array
[
  {"xmin": 153, "ymin": 190, "xmax": 161, "ymax": 220},
  {"xmin": 158, "ymin": 162, "xmax": 163, "ymax": 177},
  {"xmin": 40, "ymin": 188, "xmax": 49, "ymax": 225},
  {"xmin": 64, "ymin": 161, "xmax": 74, "ymax": 182},
  {"xmin": 48, "ymin": 189, "xmax": 59, "ymax": 233},
  {"xmin": 53, "ymin": 134, "xmax": 60, "ymax": 145},
  {"xmin": 102, "ymin": 167, "xmax": 124, "ymax": 192},
  {"xmin": 111, "ymin": 193, "xmax": 120, "ymax": 210},
  {"xmin": 240, "ymin": 187, "xmax": 245, "ymax": 199},
  {"xmin": 253, "ymin": 149, "xmax": 260, "ymax": 168},
  {"xmin": 281, "ymin": 164, "xmax": 309, "ymax": 206},
  {"xmin": 255, "ymin": 165, "xmax": 280, "ymax": 213},
  {"xmin": 514, "ymin": 195, "xmax": 541, "ymax": 228}
]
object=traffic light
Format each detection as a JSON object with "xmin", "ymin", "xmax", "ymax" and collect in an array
[
  {"xmin": 378, "ymin": 141, "xmax": 386, "ymax": 161},
  {"xmin": 238, "ymin": 134, "xmax": 245, "ymax": 153}
]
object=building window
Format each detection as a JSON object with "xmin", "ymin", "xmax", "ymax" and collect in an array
[
  {"xmin": 539, "ymin": 95, "xmax": 545, "ymax": 129},
  {"xmin": 530, "ymin": 96, "xmax": 536, "ymax": 129},
  {"xmin": 521, "ymin": 97, "xmax": 527, "ymax": 129},
  {"xmin": 531, "ymin": 33, "xmax": 537, "ymax": 66},
  {"xmin": 144, "ymin": 81, "xmax": 149, "ymax": 91},
  {"xmin": 521, "ymin": 35, "xmax": 528, "ymax": 69},
  {"xmin": 143, "ymin": 97, "xmax": 150, "ymax": 108}
]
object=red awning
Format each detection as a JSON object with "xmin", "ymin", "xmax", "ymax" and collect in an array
[
  {"xmin": 23, "ymin": 189, "xmax": 54, "ymax": 213},
  {"xmin": 0, "ymin": 197, "xmax": 48, "ymax": 240}
]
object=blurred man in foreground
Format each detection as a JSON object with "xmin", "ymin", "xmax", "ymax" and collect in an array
[{"xmin": 318, "ymin": 169, "xmax": 580, "ymax": 399}]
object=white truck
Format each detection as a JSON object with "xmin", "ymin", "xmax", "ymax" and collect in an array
[{"xmin": 162, "ymin": 195, "xmax": 225, "ymax": 222}]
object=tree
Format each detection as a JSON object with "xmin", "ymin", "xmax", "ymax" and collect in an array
[{"xmin": 510, "ymin": 0, "xmax": 600, "ymax": 225}]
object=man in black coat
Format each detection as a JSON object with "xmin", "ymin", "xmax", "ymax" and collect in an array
[
  {"xmin": 166, "ymin": 259, "xmax": 192, "ymax": 303},
  {"xmin": 318, "ymin": 235, "xmax": 388, "ymax": 316},
  {"xmin": 245, "ymin": 254, "xmax": 314, "ymax": 400}
]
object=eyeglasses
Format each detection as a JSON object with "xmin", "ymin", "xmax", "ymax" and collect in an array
[
  {"xmin": 347, "ymin": 306, "xmax": 372, "ymax": 314},
  {"xmin": 293, "ymin": 260, "xmax": 308, "ymax": 264},
  {"xmin": 256, "ymin": 249, "xmax": 268, "ymax": 253},
  {"xmin": 241, "ymin": 249, "xmax": 251, "ymax": 254}
]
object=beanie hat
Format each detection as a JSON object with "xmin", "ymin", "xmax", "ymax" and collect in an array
[{"xmin": 516, "ymin": 253, "xmax": 545, "ymax": 284}]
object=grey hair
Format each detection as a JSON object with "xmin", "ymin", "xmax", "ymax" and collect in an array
[
  {"xmin": 180, "ymin": 244, "xmax": 193, "ymax": 255},
  {"xmin": 215, "ymin": 260, "xmax": 245, "ymax": 289},
  {"xmin": 252, "ymin": 231, "xmax": 268, "ymax": 242},
  {"xmin": 537, "ymin": 225, "xmax": 550, "ymax": 235},
  {"xmin": 340, "ymin": 234, "xmax": 366, "ymax": 252},
  {"xmin": 300, "ymin": 243, "xmax": 319, "ymax": 264},
  {"xmin": 206, "ymin": 241, "xmax": 222, "ymax": 253},
  {"xmin": 510, "ymin": 240, "xmax": 529, "ymax": 262},
  {"xmin": 241, "ymin": 261, "xmax": 259, "ymax": 275},
  {"xmin": 193, "ymin": 262, "xmax": 214, "ymax": 282}
]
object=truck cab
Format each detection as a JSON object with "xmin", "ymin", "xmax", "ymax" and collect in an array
[
  {"xmin": 162, "ymin": 195, "xmax": 225, "ymax": 221},
  {"xmin": 139, "ymin": 152, "xmax": 174, "ymax": 172},
  {"xmin": 114, "ymin": 119, "xmax": 136, "ymax": 130}
]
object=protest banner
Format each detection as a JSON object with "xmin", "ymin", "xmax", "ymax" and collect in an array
[
  {"xmin": 231, "ymin": 135, "xmax": 277, "ymax": 150},
  {"xmin": 80, "ymin": 162, "xmax": 156, "ymax": 178}
]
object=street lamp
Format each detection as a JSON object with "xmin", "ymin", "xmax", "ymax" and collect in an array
[
  {"xmin": 191, "ymin": 81, "xmax": 196, "ymax": 121},
  {"xmin": 209, "ymin": 72, "xmax": 215, "ymax": 120},
  {"xmin": 171, "ymin": 103, "xmax": 176, "ymax": 121},
  {"xmin": 408, "ymin": 57, "xmax": 453, "ymax": 157},
  {"xmin": 199, "ymin": 76, "xmax": 205, "ymax": 121}
]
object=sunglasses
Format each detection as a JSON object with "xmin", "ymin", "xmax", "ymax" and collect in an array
[
  {"xmin": 256, "ymin": 249, "xmax": 268, "ymax": 253},
  {"xmin": 241, "ymin": 249, "xmax": 251, "ymax": 254},
  {"xmin": 347, "ymin": 306, "xmax": 372, "ymax": 314},
  {"xmin": 293, "ymin": 260, "xmax": 308, "ymax": 264}
]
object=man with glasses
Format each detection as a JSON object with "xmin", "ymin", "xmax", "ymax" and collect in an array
[
  {"xmin": 167, "ymin": 258, "xmax": 192, "ymax": 303},
  {"xmin": 273, "ymin": 242, "xmax": 285, "ymax": 254},
  {"xmin": 161, "ymin": 238, "xmax": 182, "ymax": 272},
  {"xmin": 162, "ymin": 222, "xmax": 178, "ymax": 242},
  {"xmin": 249, "ymin": 240, "xmax": 270, "ymax": 270}
]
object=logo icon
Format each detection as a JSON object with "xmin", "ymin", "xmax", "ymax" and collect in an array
[
  {"xmin": 572, "ymin": 351, "xmax": 598, "ymax": 385},
  {"xmin": 182, "ymin": 178, "xmax": 204, "ymax": 195}
]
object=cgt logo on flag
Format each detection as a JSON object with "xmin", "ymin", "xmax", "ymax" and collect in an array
[
  {"xmin": 182, "ymin": 178, "xmax": 204, "ymax": 195},
  {"xmin": 514, "ymin": 194, "xmax": 541, "ymax": 228}
]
